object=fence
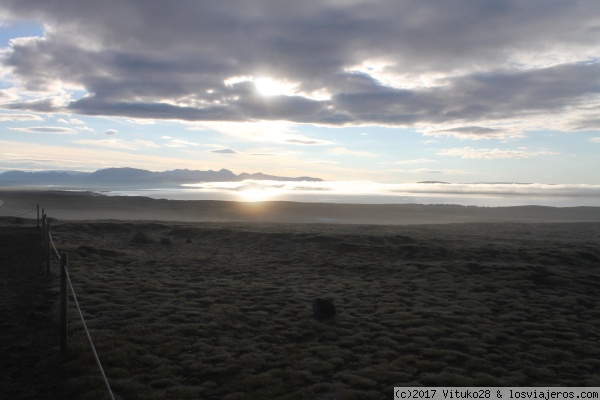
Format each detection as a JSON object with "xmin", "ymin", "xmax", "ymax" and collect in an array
[
  {"xmin": 37, "ymin": 207, "xmax": 116, "ymax": 400},
  {"xmin": 0, "ymin": 203, "xmax": 40, "ymax": 222}
]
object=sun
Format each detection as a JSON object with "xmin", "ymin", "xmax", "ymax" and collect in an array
[
  {"xmin": 237, "ymin": 188, "xmax": 275, "ymax": 202},
  {"xmin": 254, "ymin": 77, "xmax": 296, "ymax": 96}
]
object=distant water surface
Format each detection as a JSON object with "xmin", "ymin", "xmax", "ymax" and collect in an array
[{"xmin": 104, "ymin": 180, "xmax": 600, "ymax": 207}]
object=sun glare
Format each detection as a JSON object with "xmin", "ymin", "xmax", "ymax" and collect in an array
[
  {"xmin": 254, "ymin": 77, "xmax": 296, "ymax": 96},
  {"xmin": 237, "ymin": 188, "xmax": 275, "ymax": 202}
]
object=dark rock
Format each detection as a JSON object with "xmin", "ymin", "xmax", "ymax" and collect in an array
[
  {"xmin": 312, "ymin": 298, "xmax": 336, "ymax": 321},
  {"xmin": 131, "ymin": 232, "xmax": 154, "ymax": 244},
  {"xmin": 186, "ymin": 237, "xmax": 192, "ymax": 244}
]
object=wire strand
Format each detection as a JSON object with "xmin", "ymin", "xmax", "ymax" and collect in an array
[
  {"xmin": 65, "ymin": 269, "xmax": 116, "ymax": 400},
  {"xmin": 48, "ymin": 231, "xmax": 61, "ymax": 260},
  {"xmin": 43, "ymin": 209, "xmax": 115, "ymax": 399},
  {"xmin": 15, "ymin": 209, "xmax": 36, "ymax": 217}
]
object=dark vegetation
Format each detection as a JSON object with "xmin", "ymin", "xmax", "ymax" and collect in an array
[{"xmin": 2, "ymin": 218, "xmax": 600, "ymax": 399}]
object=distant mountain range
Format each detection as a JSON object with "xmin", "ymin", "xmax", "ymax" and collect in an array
[{"xmin": 0, "ymin": 168, "xmax": 323, "ymax": 188}]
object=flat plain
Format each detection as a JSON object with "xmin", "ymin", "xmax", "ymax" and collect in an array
[{"xmin": 1, "ymin": 191, "xmax": 600, "ymax": 399}]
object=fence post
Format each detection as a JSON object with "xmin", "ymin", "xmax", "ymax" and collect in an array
[
  {"xmin": 37, "ymin": 204, "xmax": 40, "ymax": 228},
  {"xmin": 60, "ymin": 252, "xmax": 69, "ymax": 354},
  {"xmin": 42, "ymin": 214, "xmax": 47, "ymax": 260},
  {"xmin": 46, "ymin": 220, "xmax": 51, "ymax": 275}
]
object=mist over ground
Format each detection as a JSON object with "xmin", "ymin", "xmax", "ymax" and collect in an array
[{"xmin": 1, "ymin": 190, "xmax": 600, "ymax": 225}]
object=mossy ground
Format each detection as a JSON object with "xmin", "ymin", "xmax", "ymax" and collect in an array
[{"xmin": 3, "ymin": 219, "xmax": 600, "ymax": 399}]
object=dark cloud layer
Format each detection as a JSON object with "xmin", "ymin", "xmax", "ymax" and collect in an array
[{"xmin": 1, "ymin": 0, "xmax": 599, "ymax": 134}]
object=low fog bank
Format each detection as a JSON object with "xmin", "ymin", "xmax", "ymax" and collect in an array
[{"xmin": 1, "ymin": 190, "xmax": 600, "ymax": 225}]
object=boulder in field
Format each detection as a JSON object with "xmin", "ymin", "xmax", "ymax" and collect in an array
[
  {"xmin": 312, "ymin": 298, "xmax": 336, "ymax": 321},
  {"xmin": 131, "ymin": 231, "xmax": 154, "ymax": 244}
]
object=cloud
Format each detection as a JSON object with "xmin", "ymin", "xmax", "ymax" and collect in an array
[
  {"xmin": 209, "ymin": 148, "xmax": 237, "ymax": 154},
  {"xmin": 423, "ymin": 126, "xmax": 524, "ymax": 140},
  {"xmin": 9, "ymin": 126, "xmax": 77, "ymax": 134},
  {"xmin": 391, "ymin": 167, "xmax": 468, "ymax": 175},
  {"xmin": 125, "ymin": 118, "xmax": 155, "ymax": 125},
  {"xmin": 396, "ymin": 168, "xmax": 469, "ymax": 175},
  {"xmin": 286, "ymin": 139, "xmax": 324, "ymax": 145},
  {"xmin": 590, "ymin": 137, "xmax": 600, "ymax": 143},
  {"xmin": 188, "ymin": 120, "xmax": 334, "ymax": 145},
  {"xmin": 0, "ymin": 113, "xmax": 43, "ymax": 121},
  {"xmin": 74, "ymin": 138, "xmax": 160, "ymax": 150},
  {"xmin": 162, "ymin": 138, "xmax": 201, "ymax": 148},
  {"xmin": 394, "ymin": 158, "xmax": 437, "ymax": 165},
  {"xmin": 104, "ymin": 129, "xmax": 118, "ymax": 135},
  {"xmin": 0, "ymin": 139, "xmax": 217, "ymax": 171},
  {"xmin": 438, "ymin": 147, "xmax": 558, "ymax": 159},
  {"xmin": 285, "ymin": 137, "xmax": 334, "ymax": 145},
  {"xmin": 568, "ymin": 114, "xmax": 600, "ymax": 131},
  {"xmin": 58, "ymin": 117, "xmax": 85, "ymax": 124},
  {"xmin": 1, "ymin": 0, "xmax": 599, "ymax": 136}
]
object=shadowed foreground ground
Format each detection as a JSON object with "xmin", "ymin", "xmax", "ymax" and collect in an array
[
  {"xmin": 0, "ymin": 220, "xmax": 64, "ymax": 398},
  {"xmin": 1, "ymin": 215, "xmax": 599, "ymax": 399}
]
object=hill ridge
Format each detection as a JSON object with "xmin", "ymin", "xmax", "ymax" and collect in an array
[{"xmin": 0, "ymin": 167, "xmax": 323, "ymax": 188}]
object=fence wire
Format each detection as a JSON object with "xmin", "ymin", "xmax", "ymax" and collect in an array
[
  {"xmin": 65, "ymin": 269, "xmax": 116, "ymax": 400},
  {"xmin": 15, "ymin": 209, "xmax": 36, "ymax": 217},
  {"xmin": 1, "ymin": 208, "xmax": 37, "ymax": 218},
  {"xmin": 47, "ymin": 219, "xmax": 116, "ymax": 400},
  {"xmin": 48, "ymin": 231, "xmax": 61, "ymax": 260}
]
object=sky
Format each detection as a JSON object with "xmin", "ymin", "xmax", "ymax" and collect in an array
[{"xmin": 0, "ymin": 0, "xmax": 600, "ymax": 185}]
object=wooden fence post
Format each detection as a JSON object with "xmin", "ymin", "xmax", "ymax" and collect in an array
[
  {"xmin": 42, "ymin": 214, "xmax": 47, "ymax": 260},
  {"xmin": 60, "ymin": 252, "xmax": 69, "ymax": 354},
  {"xmin": 46, "ymin": 220, "xmax": 51, "ymax": 275}
]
